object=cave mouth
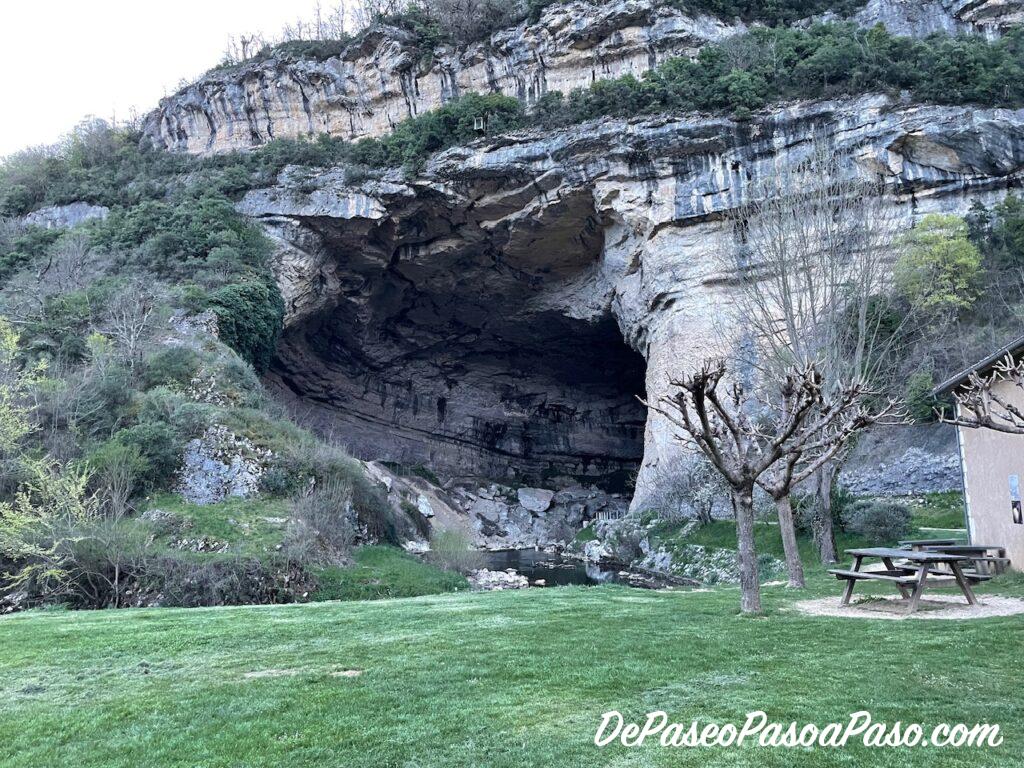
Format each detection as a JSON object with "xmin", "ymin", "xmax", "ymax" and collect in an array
[
  {"xmin": 264, "ymin": 183, "xmax": 649, "ymax": 493},
  {"xmin": 269, "ymin": 296, "xmax": 648, "ymax": 494}
]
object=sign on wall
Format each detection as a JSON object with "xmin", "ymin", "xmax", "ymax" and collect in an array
[{"xmin": 1010, "ymin": 474, "xmax": 1022, "ymax": 525}]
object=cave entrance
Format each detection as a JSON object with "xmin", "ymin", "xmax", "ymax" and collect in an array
[
  {"xmin": 270, "ymin": 295, "xmax": 647, "ymax": 493},
  {"xmin": 265, "ymin": 185, "xmax": 648, "ymax": 493}
]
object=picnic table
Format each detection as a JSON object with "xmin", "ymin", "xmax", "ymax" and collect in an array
[
  {"xmin": 898, "ymin": 538, "xmax": 960, "ymax": 550},
  {"xmin": 829, "ymin": 547, "xmax": 978, "ymax": 614},
  {"xmin": 921, "ymin": 544, "xmax": 1010, "ymax": 576}
]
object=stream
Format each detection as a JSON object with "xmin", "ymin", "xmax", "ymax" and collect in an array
[{"xmin": 478, "ymin": 549, "xmax": 678, "ymax": 588}]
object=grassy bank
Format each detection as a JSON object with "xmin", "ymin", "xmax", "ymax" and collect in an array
[
  {"xmin": 312, "ymin": 545, "xmax": 468, "ymax": 601},
  {"xmin": 1, "ymin": 564, "xmax": 1021, "ymax": 767}
]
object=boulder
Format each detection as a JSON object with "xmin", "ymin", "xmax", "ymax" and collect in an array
[{"xmin": 517, "ymin": 488, "xmax": 555, "ymax": 513}]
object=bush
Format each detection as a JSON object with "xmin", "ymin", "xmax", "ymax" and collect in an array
[
  {"xmin": 267, "ymin": 440, "xmax": 414, "ymax": 544},
  {"xmin": 426, "ymin": 529, "xmax": 482, "ymax": 574},
  {"xmin": 84, "ymin": 440, "xmax": 148, "ymax": 514},
  {"xmin": 113, "ymin": 421, "xmax": 184, "ymax": 493},
  {"xmin": 283, "ymin": 479, "xmax": 357, "ymax": 566},
  {"xmin": 905, "ymin": 370, "xmax": 939, "ymax": 423},
  {"xmin": 135, "ymin": 386, "xmax": 212, "ymax": 440},
  {"xmin": 207, "ymin": 279, "xmax": 285, "ymax": 372},
  {"xmin": 841, "ymin": 499, "xmax": 912, "ymax": 543},
  {"xmin": 141, "ymin": 347, "xmax": 203, "ymax": 390},
  {"xmin": 139, "ymin": 553, "xmax": 311, "ymax": 607}
]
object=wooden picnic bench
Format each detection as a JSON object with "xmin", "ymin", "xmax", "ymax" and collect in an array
[
  {"xmin": 829, "ymin": 547, "xmax": 978, "ymax": 614},
  {"xmin": 921, "ymin": 544, "xmax": 1010, "ymax": 576},
  {"xmin": 898, "ymin": 538, "xmax": 960, "ymax": 550}
]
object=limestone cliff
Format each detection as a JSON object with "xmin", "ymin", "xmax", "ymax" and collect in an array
[
  {"xmin": 236, "ymin": 94, "xmax": 1024, "ymax": 510},
  {"xmin": 144, "ymin": 0, "xmax": 1023, "ymax": 155}
]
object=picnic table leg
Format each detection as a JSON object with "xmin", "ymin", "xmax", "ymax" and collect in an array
[
  {"xmin": 950, "ymin": 561, "xmax": 978, "ymax": 606},
  {"xmin": 906, "ymin": 563, "xmax": 930, "ymax": 615},
  {"xmin": 841, "ymin": 555, "xmax": 863, "ymax": 606},
  {"xmin": 882, "ymin": 557, "xmax": 911, "ymax": 599}
]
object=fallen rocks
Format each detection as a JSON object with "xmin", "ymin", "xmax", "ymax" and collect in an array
[
  {"xmin": 468, "ymin": 568, "xmax": 530, "ymax": 591},
  {"xmin": 517, "ymin": 487, "xmax": 554, "ymax": 513}
]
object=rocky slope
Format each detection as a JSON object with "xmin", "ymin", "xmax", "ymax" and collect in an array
[
  {"xmin": 144, "ymin": 0, "xmax": 1024, "ymax": 154},
  {"xmin": 237, "ymin": 94, "xmax": 1024, "ymax": 512}
]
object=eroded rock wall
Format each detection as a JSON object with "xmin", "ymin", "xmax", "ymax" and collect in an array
[
  {"xmin": 144, "ymin": 0, "xmax": 1024, "ymax": 154},
  {"xmin": 240, "ymin": 94, "xmax": 1024, "ymax": 510}
]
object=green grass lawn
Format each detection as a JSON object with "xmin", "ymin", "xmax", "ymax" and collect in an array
[
  {"xmin": 2, "ymin": 564, "xmax": 1022, "ymax": 767},
  {"xmin": 907, "ymin": 492, "xmax": 969, "ymax": 533}
]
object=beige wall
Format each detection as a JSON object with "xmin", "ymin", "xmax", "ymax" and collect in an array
[{"xmin": 958, "ymin": 379, "xmax": 1024, "ymax": 569}]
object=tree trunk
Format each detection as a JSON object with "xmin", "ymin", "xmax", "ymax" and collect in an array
[
  {"xmin": 774, "ymin": 494, "xmax": 805, "ymax": 588},
  {"xmin": 812, "ymin": 463, "xmax": 839, "ymax": 564},
  {"xmin": 733, "ymin": 486, "xmax": 762, "ymax": 614}
]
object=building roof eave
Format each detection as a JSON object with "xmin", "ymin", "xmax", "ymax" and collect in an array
[{"xmin": 932, "ymin": 333, "xmax": 1024, "ymax": 397}]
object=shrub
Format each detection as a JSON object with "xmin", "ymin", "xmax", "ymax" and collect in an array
[
  {"xmin": 283, "ymin": 479, "xmax": 357, "ymax": 566},
  {"xmin": 426, "ymin": 529, "xmax": 482, "ymax": 574},
  {"xmin": 905, "ymin": 370, "xmax": 939, "ymax": 423},
  {"xmin": 85, "ymin": 440, "xmax": 148, "ymax": 515},
  {"xmin": 112, "ymin": 421, "xmax": 184, "ymax": 493},
  {"xmin": 267, "ymin": 439, "xmax": 414, "ymax": 544},
  {"xmin": 62, "ymin": 517, "xmax": 152, "ymax": 608},
  {"xmin": 141, "ymin": 347, "xmax": 203, "ymax": 390},
  {"xmin": 135, "ymin": 386, "xmax": 212, "ymax": 440},
  {"xmin": 841, "ymin": 499, "xmax": 912, "ymax": 543},
  {"xmin": 139, "ymin": 552, "xmax": 311, "ymax": 607},
  {"xmin": 207, "ymin": 279, "xmax": 285, "ymax": 372}
]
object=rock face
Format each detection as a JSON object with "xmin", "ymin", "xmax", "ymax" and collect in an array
[
  {"xmin": 839, "ymin": 423, "xmax": 963, "ymax": 496},
  {"xmin": 176, "ymin": 424, "xmax": 273, "ymax": 505},
  {"xmin": 144, "ymin": 0, "xmax": 737, "ymax": 154},
  {"xmin": 853, "ymin": 0, "xmax": 1024, "ymax": 36},
  {"xmin": 20, "ymin": 202, "xmax": 108, "ymax": 229},
  {"xmin": 241, "ymin": 94, "xmax": 1024, "ymax": 511},
  {"xmin": 367, "ymin": 461, "xmax": 629, "ymax": 548},
  {"xmin": 143, "ymin": 0, "xmax": 1024, "ymax": 155}
]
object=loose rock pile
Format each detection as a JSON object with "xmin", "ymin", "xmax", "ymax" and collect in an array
[{"xmin": 468, "ymin": 569, "xmax": 530, "ymax": 591}]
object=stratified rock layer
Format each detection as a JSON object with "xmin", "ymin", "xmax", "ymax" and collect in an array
[
  {"xmin": 144, "ymin": 0, "xmax": 1024, "ymax": 154},
  {"xmin": 239, "ymin": 94, "xmax": 1024, "ymax": 509}
]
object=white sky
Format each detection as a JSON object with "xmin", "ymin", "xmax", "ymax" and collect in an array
[{"xmin": 0, "ymin": 0, "xmax": 331, "ymax": 158}]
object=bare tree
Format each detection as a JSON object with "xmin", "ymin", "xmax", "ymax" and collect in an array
[
  {"xmin": 100, "ymin": 279, "xmax": 162, "ymax": 377},
  {"xmin": 940, "ymin": 354, "xmax": 1024, "ymax": 433},
  {"xmin": 756, "ymin": 387, "xmax": 902, "ymax": 587},
  {"xmin": 3, "ymin": 231, "xmax": 100, "ymax": 332},
  {"xmin": 721, "ymin": 140, "xmax": 911, "ymax": 563},
  {"xmin": 658, "ymin": 453, "xmax": 729, "ymax": 525}
]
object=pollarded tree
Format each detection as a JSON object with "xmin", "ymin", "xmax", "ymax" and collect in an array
[
  {"xmin": 722, "ymin": 141, "xmax": 910, "ymax": 564},
  {"xmin": 940, "ymin": 353, "xmax": 1024, "ymax": 433},
  {"xmin": 646, "ymin": 360, "xmax": 893, "ymax": 611}
]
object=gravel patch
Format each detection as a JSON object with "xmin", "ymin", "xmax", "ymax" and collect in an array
[{"xmin": 792, "ymin": 593, "xmax": 1024, "ymax": 620}]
